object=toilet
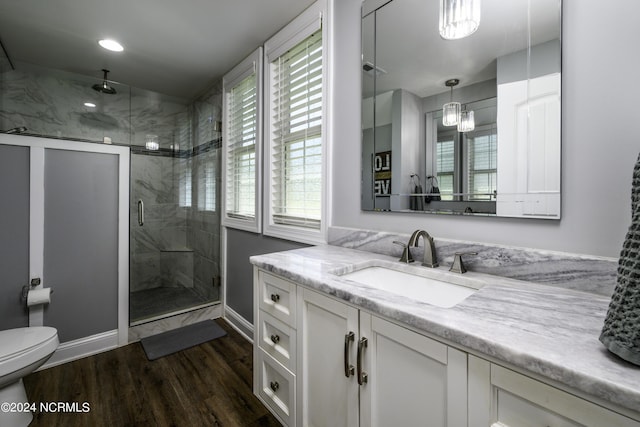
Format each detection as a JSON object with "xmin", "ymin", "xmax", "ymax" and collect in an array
[{"xmin": 0, "ymin": 326, "xmax": 59, "ymax": 427}]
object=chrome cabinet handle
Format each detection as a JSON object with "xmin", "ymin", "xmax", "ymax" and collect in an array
[
  {"xmin": 357, "ymin": 337, "xmax": 368, "ymax": 385},
  {"xmin": 270, "ymin": 334, "xmax": 280, "ymax": 344},
  {"xmin": 270, "ymin": 293, "xmax": 280, "ymax": 303},
  {"xmin": 344, "ymin": 332, "xmax": 355, "ymax": 378},
  {"xmin": 270, "ymin": 381, "xmax": 279, "ymax": 392},
  {"xmin": 490, "ymin": 423, "xmax": 509, "ymax": 427},
  {"xmin": 137, "ymin": 200, "xmax": 144, "ymax": 226}
]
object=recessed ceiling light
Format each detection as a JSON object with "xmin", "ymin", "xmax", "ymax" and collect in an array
[
  {"xmin": 98, "ymin": 39, "xmax": 124, "ymax": 52},
  {"xmin": 84, "ymin": 102, "xmax": 97, "ymax": 108}
]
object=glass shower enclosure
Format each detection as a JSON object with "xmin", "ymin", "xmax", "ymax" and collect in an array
[
  {"xmin": 0, "ymin": 60, "xmax": 222, "ymax": 326},
  {"xmin": 128, "ymin": 87, "xmax": 222, "ymax": 324},
  {"xmin": 129, "ymin": 147, "xmax": 221, "ymax": 323}
]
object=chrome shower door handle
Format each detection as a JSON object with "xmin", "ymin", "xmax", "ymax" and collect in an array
[{"xmin": 137, "ymin": 200, "xmax": 144, "ymax": 226}]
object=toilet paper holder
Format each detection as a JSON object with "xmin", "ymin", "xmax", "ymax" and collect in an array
[{"xmin": 21, "ymin": 277, "xmax": 53, "ymax": 302}]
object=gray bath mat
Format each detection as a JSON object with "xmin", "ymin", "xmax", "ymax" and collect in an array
[{"xmin": 141, "ymin": 320, "xmax": 227, "ymax": 361}]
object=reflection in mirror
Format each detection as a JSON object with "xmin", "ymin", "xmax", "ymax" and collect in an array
[{"xmin": 361, "ymin": 0, "xmax": 561, "ymax": 219}]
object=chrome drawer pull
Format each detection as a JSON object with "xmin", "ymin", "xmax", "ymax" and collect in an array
[
  {"xmin": 344, "ymin": 332, "xmax": 355, "ymax": 378},
  {"xmin": 270, "ymin": 293, "xmax": 280, "ymax": 303},
  {"xmin": 357, "ymin": 337, "xmax": 368, "ymax": 385},
  {"xmin": 270, "ymin": 381, "xmax": 279, "ymax": 393},
  {"xmin": 270, "ymin": 334, "xmax": 280, "ymax": 344}
]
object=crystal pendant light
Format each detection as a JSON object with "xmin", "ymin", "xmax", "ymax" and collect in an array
[
  {"xmin": 145, "ymin": 134, "xmax": 159, "ymax": 151},
  {"xmin": 439, "ymin": 0, "xmax": 481, "ymax": 40},
  {"xmin": 458, "ymin": 107, "xmax": 475, "ymax": 132},
  {"xmin": 442, "ymin": 79, "xmax": 460, "ymax": 126}
]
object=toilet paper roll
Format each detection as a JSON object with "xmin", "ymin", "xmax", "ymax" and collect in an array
[{"xmin": 27, "ymin": 288, "xmax": 52, "ymax": 307}]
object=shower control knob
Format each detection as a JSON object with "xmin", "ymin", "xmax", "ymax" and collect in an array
[{"xmin": 270, "ymin": 334, "xmax": 280, "ymax": 344}]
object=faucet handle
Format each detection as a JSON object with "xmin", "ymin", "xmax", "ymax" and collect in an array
[
  {"xmin": 449, "ymin": 252, "xmax": 478, "ymax": 274},
  {"xmin": 393, "ymin": 241, "xmax": 414, "ymax": 264}
]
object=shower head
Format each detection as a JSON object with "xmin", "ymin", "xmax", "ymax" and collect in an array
[
  {"xmin": 92, "ymin": 69, "xmax": 117, "ymax": 94},
  {"xmin": 3, "ymin": 126, "xmax": 27, "ymax": 134}
]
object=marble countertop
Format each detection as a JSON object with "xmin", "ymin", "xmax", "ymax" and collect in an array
[{"xmin": 250, "ymin": 244, "xmax": 640, "ymax": 416}]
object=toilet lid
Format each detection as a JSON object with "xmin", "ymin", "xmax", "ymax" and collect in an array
[{"xmin": 0, "ymin": 327, "xmax": 58, "ymax": 362}]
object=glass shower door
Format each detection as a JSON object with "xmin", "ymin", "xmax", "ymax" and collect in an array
[{"xmin": 129, "ymin": 146, "xmax": 221, "ymax": 324}]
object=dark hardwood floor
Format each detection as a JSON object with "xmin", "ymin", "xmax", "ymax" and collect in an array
[{"xmin": 23, "ymin": 319, "xmax": 282, "ymax": 427}]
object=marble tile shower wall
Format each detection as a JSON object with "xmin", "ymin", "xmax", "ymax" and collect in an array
[
  {"xmin": 186, "ymin": 82, "xmax": 223, "ymax": 302},
  {"xmin": 130, "ymin": 154, "xmax": 190, "ymax": 292},
  {"xmin": 0, "ymin": 62, "xmax": 191, "ymax": 149}
]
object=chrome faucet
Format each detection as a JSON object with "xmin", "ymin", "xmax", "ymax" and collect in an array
[
  {"xmin": 449, "ymin": 252, "xmax": 478, "ymax": 274},
  {"xmin": 392, "ymin": 240, "xmax": 414, "ymax": 263},
  {"xmin": 408, "ymin": 230, "xmax": 439, "ymax": 268}
]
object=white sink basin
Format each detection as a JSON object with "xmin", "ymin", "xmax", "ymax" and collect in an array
[{"xmin": 339, "ymin": 266, "xmax": 481, "ymax": 308}]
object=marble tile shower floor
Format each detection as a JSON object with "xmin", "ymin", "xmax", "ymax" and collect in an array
[{"xmin": 130, "ymin": 286, "xmax": 211, "ymax": 323}]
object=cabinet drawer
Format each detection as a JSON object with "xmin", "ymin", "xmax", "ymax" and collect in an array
[
  {"xmin": 259, "ymin": 271, "xmax": 297, "ymax": 327},
  {"xmin": 257, "ymin": 348, "xmax": 295, "ymax": 427},
  {"xmin": 491, "ymin": 364, "xmax": 640, "ymax": 427},
  {"xmin": 258, "ymin": 310, "xmax": 297, "ymax": 372}
]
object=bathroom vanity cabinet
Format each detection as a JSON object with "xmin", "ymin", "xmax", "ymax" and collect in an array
[
  {"xmin": 253, "ymin": 267, "xmax": 640, "ymax": 427},
  {"xmin": 468, "ymin": 357, "xmax": 639, "ymax": 427},
  {"xmin": 254, "ymin": 269, "xmax": 466, "ymax": 427},
  {"xmin": 299, "ymin": 287, "xmax": 467, "ymax": 427}
]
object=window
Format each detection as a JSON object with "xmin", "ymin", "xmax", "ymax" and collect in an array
[
  {"xmin": 264, "ymin": 2, "xmax": 326, "ymax": 244},
  {"xmin": 197, "ymin": 152, "xmax": 217, "ymax": 212},
  {"xmin": 434, "ymin": 124, "xmax": 497, "ymax": 202},
  {"xmin": 222, "ymin": 48, "xmax": 262, "ymax": 232},
  {"xmin": 436, "ymin": 136, "xmax": 455, "ymax": 201},
  {"xmin": 466, "ymin": 128, "xmax": 497, "ymax": 201},
  {"xmin": 178, "ymin": 160, "xmax": 192, "ymax": 207}
]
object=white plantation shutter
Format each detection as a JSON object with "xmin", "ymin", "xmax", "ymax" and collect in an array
[
  {"xmin": 222, "ymin": 47, "xmax": 262, "ymax": 232},
  {"xmin": 226, "ymin": 73, "xmax": 257, "ymax": 219},
  {"xmin": 271, "ymin": 29, "xmax": 323, "ymax": 230},
  {"xmin": 179, "ymin": 160, "xmax": 192, "ymax": 207},
  {"xmin": 466, "ymin": 127, "xmax": 497, "ymax": 201},
  {"xmin": 437, "ymin": 138, "xmax": 455, "ymax": 201},
  {"xmin": 198, "ymin": 152, "xmax": 217, "ymax": 212}
]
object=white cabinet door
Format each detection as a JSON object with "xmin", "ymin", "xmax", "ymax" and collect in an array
[
  {"xmin": 360, "ymin": 313, "xmax": 467, "ymax": 427},
  {"xmin": 298, "ymin": 289, "xmax": 359, "ymax": 427},
  {"xmin": 468, "ymin": 355, "xmax": 640, "ymax": 427},
  {"xmin": 298, "ymin": 288, "xmax": 468, "ymax": 427}
]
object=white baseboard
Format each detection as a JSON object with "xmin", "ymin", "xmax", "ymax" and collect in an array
[
  {"xmin": 224, "ymin": 306, "xmax": 254, "ymax": 343},
  {"xmin": 40, "ymin": 330, "xmax": 119, "ymax": 370}
]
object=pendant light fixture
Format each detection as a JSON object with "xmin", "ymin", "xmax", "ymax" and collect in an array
[
  {"xmin": 458, "ymin": 106, "xmax": 475, "ymax": 132},
  {"xmin": 439, "ymin": 0, "xmax": 481, "ymax": 40},
  {"xmin": 442, "ymin": 79, "xmax": 460, "ymax": 127}
]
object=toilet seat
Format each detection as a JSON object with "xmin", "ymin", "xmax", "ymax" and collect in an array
[{"xmin": 0, "ymin": 327, "xmax": 58, "ymax": 380}]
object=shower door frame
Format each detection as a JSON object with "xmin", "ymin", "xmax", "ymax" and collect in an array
[{"xmin": 0, "ymin": 134, "xmax": 130, "ymax": 351}]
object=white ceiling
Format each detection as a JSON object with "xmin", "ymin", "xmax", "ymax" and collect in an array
[{"xmin": 0, "ymin": 0, "xmax": 316, "ymax": 99}]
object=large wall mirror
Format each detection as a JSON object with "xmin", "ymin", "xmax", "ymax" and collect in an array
[{"xmin": 362, "ymin": 0, "xmax": 562, "ymax": 219}]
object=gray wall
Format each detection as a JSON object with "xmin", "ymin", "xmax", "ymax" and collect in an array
[
  {"xmin": 330, "ymin": 0, "xmax": 640, "ymax": 258},
  {"xmin": 43, "ymin": 150, "xmax": 119, "ymax": 342},
  {"xmin": 0, "ymin": 144, "xmax": 30, "ymax": 329},
  {"xmin": 226, "ymin": 229, "xmax": 307, "ymax": 323},
  {"xmin": 497, "ymin": 39, "xmax": 562, "ymax": 85}
]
